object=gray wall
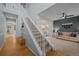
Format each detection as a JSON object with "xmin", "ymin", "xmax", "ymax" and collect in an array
[
  {"xmin": 53, "ymin": 16, "xmax": 79, "ymax": 32},
  {"xmin": 0, "ymin": 11, "xmax": 6, "ymax": 48}
]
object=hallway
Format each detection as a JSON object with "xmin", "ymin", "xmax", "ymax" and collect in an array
[{"xmin": 0, "ymin": 33, "xmax": 34, "ymax": 56}]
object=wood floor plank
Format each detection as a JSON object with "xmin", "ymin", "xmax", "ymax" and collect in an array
[
  {"xmin": 0, "ymin": 33, "xmax": 34, "ymax": 56},
  {"xmin": 47, "ymin": 50, "xmax": 64, "ymax": 56}
]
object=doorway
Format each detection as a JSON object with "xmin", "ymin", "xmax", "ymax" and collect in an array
[{"xmin": 3, "ymin": 12, "xmax": 18, "ymax": 35}]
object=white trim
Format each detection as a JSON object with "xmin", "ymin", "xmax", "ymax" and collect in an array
[
  {"xmin": 45, "ymin": 37, "xmax": 56, "ymax": 50},
  {"xmin": 26, "ymin": 45, "xmax": 38, "ymax": 56}
]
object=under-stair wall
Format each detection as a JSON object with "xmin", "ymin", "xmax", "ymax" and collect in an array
[
  {"xmin": 22, "ymin": 25, "xmax": 40, "ymax": 55},
  {"xmin": 22, "ymin": 18, "xmax": 42, "ymax": 56}
]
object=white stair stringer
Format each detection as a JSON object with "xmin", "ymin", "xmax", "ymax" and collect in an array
[
  {"xmin": 24, "ymin": 17, "xmax": 55, "ymax": 56},
  {"xmin": 23, "ymin": 18, "xmax": 43, "ymax": 56}
]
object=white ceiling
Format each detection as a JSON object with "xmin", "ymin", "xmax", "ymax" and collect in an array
[{"xmin": 39, "ymin": 3, "xmax": 79, "ymax": 21}]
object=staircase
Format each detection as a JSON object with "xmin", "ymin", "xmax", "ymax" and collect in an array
[{"xmin": 22, "ymin": 17, "xmax": 54, "ymax": 56}]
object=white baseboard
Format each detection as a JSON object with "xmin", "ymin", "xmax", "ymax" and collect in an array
[{"xmin": 26, "ymin": 45, "xmax": 38, "ymax": 56}]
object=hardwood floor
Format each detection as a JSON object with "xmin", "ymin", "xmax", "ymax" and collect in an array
[
  {"xmin": 0, "ymin": 33, "xmax": 64, "ymax": 56},
  {"xmin": 47, "ymin": 50, "xmax": 64, "ymax": 56},
  {"xmin": 0, "ymin": 33, "xmax": 34, "ymax": 56}
]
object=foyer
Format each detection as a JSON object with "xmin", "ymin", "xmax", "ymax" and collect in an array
[{"xmin": 0, "ymin": 3, "xmax": 79, "ymax": 56}]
